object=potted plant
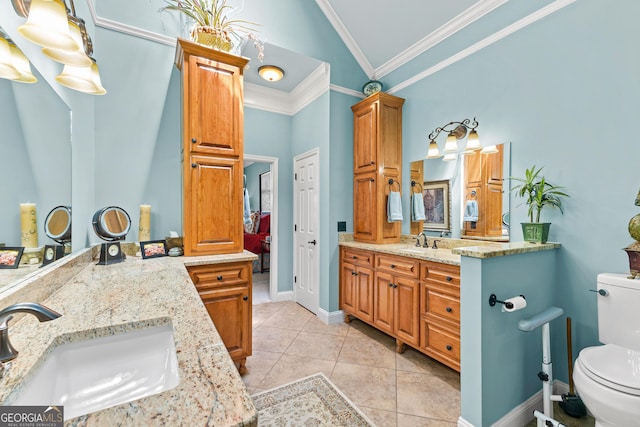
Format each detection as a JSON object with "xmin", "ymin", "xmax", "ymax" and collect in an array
[
  {"xmin": 160, "ymin": 0, "xmax": 263, "ymax": 57},
  {"xmin": 511, "ymin": 165, "xmax": 570, "ymax": 243}
]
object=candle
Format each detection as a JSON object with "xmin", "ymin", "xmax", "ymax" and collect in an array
[
  {"xmin": 20, "ymin": 202, "xmax": 38, "ymax": 248},
  {"xmin": 138, "ymin": 204, "xmax": 151, "ymax": 242}
]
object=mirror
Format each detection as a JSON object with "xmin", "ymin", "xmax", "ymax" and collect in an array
[
  {"xmin": 93, "ymin": 207, "xmax": 131, "ymax": 241},
  {"xmin": 411, "ymin": 142, "xmax": 510, "ymax": 241},
  {"xmin": 0, "ymin": 47, "xmax": 72, "ymax": 289}
]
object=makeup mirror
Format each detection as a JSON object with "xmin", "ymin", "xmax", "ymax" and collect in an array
[{"xmin": 92, "ymin": 206, "xmax": 131, "ymax": 265}]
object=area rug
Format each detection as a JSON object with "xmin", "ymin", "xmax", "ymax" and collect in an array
[{"xmin": 252, "ymin": 373, "xmax": 375, "ymax": 426}]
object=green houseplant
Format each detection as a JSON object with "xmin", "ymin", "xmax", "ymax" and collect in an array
[
  {"xmin": 511, "ymin": 165, "xmax": 570, "ymax": 243},
  {"xmin": 160, "ymin": 0, "xmax": 263, "ymax": 57}
]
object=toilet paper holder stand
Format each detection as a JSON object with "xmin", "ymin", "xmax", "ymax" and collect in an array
[{"xmin": 488, "ymin": 293, "xmax": 525, "ymax": 309}]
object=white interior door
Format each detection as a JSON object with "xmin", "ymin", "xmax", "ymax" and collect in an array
[{"xmin": 293, "ymin": 149, "xmax": 320, "ymax": 314}]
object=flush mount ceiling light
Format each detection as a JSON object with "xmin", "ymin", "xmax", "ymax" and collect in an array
[
  {"xmin": 425, "ymin": 118, "xmax": 481, "ymax": 159},
  {"xmin": 258, "ymin": 65, "xmax": 284, "ymax": 82}
]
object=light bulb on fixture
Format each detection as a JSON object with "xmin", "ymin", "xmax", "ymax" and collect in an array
[
  {"xmin": 42, "ymin": 18, "xmax": 92, "ymax": 66},
  {"xmin": 442, "ymin": 153, "xmax": 457, "ymax": 161},
  {"xmin": 481, "ymin": 145, "xmax": 499, "ymax": 154},
  {"xmin": 18, "ymin": 0, "xmax": 79, "ymax": 52},
  {"xmin": 426, "ymin": 140, "xmax": 441, "ymax": 159},
  {"xmin": 258, "ymin": 65, "xmax": 284, "ymax": 82},
  {"xmin": 465, "ymin": 129, "xmax": 481, "ymax": 151},
  {"xmin": 8, "ymin": 41, "xmax": 37, "ymax": 83},
  {"xmin": 56, "ymin": 58, "xmax": 106, "ymax": 95},
  {"xmin": 0, "ymin": 37, "xmax": 21, "ymax": 80},
  {"xmin": 443, "ymin": 132, "xmax": 458, "ymax": 153}
]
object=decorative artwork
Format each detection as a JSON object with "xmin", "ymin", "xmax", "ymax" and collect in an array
[
  {"xmin": 140, "ymin": 240, "xmax": 168, "ymax": 259},
  {"xmin": 423, "ymin": 180, "xmax": 450, "ymax": 231},
  {"xmin": 0, "ymin": 247, "xmax": 25, "ymax": 269},
  {"xmin": 260, "ymin": 171, "xmax": 272, "ymax": 213}
]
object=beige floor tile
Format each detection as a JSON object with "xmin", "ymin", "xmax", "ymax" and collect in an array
[
  {"xmin": 252, "ymin": 308, "xmax": 275, "ymax": 327},
  {"xmin": 396, "ymin": 371, "xmax": 460, "ymax": 422},
  {"xmin": 250, "ymin": 387, "xmax": 267, "ymax": 396},
  {"xmin": 330, "ymin": 362, "xmax": 397, "ymax": 413},
  {"xmin": 258, "ymin": 354, "xmax": 336, "ymax": 389},
  {"xmin": 284, "ymin": 331, "xmax": 346, "ymax": 361},
  {"xmin": 259, "ymin": 305, "xmax": 314, "ymax": 331},
  {"xmin": 241, "ymin": 350, "xmax": 282, "ymax": 388},
  {"xmin": 303, "ymin": 316, "xmax": 351, "ymax": 336},
  {"xmin": 346, "ymin": 319, "xmax": 397, "ymax": 349},
  {"xmin": 252, "ymin": 326, "xmax": 299, "ymax": 353},
  {"xmin": 396, "ymin": 347, "xmax": 459, "ymax": 380},
  {"xmin": 360, "ymin": 406, "xmax": 397, "ymax": 427},
  {"xmin": 339, "ymin": 335, "xmax": 397, "ymax": 369},
  {"xmin": 397, "ymin": 413, "xmax": 457, "ymax": 426}
]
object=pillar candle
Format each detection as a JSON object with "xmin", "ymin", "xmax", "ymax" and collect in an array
[
  {"xmin": 20, "ymin": 202, "xmax": 38, "ymax": 248},
  {"xmin": 138, "ymin": 204, "xmax": 151, "ymax": 242}
]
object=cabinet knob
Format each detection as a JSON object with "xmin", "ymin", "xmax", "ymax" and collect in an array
[
  {"xmin": 191, "ymin": 163, "xmax": 197, "ymax": 168},
  {"xmin": 191, "ymin": 138, "xmax": 197, "ymax": 143},
  {"xmin": 370, "ymin": 179, "xmax": 375, "ymax": 182},
  {"xmin": 446, "ymin": 276, "xmax": 452, "ymax": 282},
  {"xmin": 353, "ymin": 256, "xmax": 357, "ymax": 259},
  {"xmin": 388, "ymin": 283, "xmax": 393, "ymax": 288},
  {"xmin": 446, "ymin": 345, "xmax": 453, "ymax": 351},
  {"xmin": 217, "ymin": 275, "xmax": 223, "ymax": 281},
  {"xmin": 446, "ymin": 307, "xmax": 453, "ymax": 313},
  {"xmin": 370, "ymin": 161, "xmax": 375, "ymax": 165},
  {"xmin": 354, "ymin": 272, "xmax": 358, "ymax": 276},
  {"xmin": 390, "ymin": 264, "xmax": 396, "ymax": 269},
  {"xmin": 243, "ymin": 295, "xmax": 249, "ymax": 301},
  {"xmin": 393, "ymin": 284, "xmax": 398, "ymax": 288}
]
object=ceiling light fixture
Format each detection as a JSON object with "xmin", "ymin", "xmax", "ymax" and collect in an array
[
  {"xmin": 425, "ymin": 118, "xmax": 481, "ymax": 159},
  {"xmin": 258, "ymin": 65, "xmax": 284, "ymax": 82}
]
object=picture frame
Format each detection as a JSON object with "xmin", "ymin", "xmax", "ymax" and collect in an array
[
  {"xmin": 0, "ymin": 247, "xmax": 25, "ymax": 269},
  {"xmin": 259, "ymin": 170, "xmax": 272, "ymax": 213},
  {"xmin": 423, "ymin": 180, "xmax": 451, "ymax": 231},
  {"xmin": 140, "ymin": 240, "xmax": 168, "ymax": 259}
]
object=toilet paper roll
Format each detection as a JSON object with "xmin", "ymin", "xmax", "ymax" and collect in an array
[{"xmin": 502, "ymin": 296, "xmax": 527, "ymax": 312}]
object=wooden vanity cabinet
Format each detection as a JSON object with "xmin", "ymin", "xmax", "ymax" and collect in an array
[
  {"xmin": 352, "ymin": 93, "xmax": 405, "ymax": 244},
  {"xmin": 175, "ymin": 38, "xmax": 249, "ymax": 256},
  {"xmin": 187, "ymin": 261, "xmax": 252, "ymax": 374},
  {"xmin": 340, "ymin": 248, "xmax": 375, "ymax": 323},
  {"xmin": 419, "ymin": 261, "xmax": 461, "ymax": 371}
]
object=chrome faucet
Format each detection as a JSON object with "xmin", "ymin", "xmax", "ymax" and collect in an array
[
  {"xmin": 432, "ymin": 239, "xmax": 440, "ymax": 249},
  {"xmin": 0, "ymin": 303, "xmax": 62, "ymax": 362},
  {"xmin": 416, "ymin": 232, "xmax": 428, "ymax": 247}
]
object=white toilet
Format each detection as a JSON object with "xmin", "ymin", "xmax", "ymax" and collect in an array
[{"xmin": 572, "ymin": 273, "xmax": 640, "ymax": 427}]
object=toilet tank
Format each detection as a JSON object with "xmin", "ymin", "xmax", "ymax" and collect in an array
[{"xmin": 597, "ymin": 273, "xmax": 640, "ymax": 351}]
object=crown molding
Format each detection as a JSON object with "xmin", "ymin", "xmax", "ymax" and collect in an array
[
  {"xmin": 375, "ymin": 0, "xmax": 508, "ymax": 79},
  {"xmin": 290, "ymin": 63, "xmax": 330, "ymax": 113},
  {"xmin": 388, "ymin": 0, "xmax": 577, "ymax": 95},
  {"xmin": 314, "ymin": 0, "xmax": 374, "ymax": 78},
  {"xmin": 85, "ymin": 0, "xmax": 176, "ymax": 46},
  {"xmin": 329, "ymin": 84, "xmax": 364, "ymax": 99}
]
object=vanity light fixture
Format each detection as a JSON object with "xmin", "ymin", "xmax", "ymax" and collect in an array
[
  {"xmin": 0, "ymin": 34, "xmax": 37, "ymax": 83},
  {"xmin": 16, "ymin": 0, "xmax": 79, "ymax": 52},
  {"xmin": 425, "ymin": 118, "xmax": 481, "ymax": 159},
  {"xmin": 0, "ymin": 37, "xmax": 22, "ymax": 80},
  {"xmin": 258, "ymin": 65, "xmax": 285, "ymax": 82}
]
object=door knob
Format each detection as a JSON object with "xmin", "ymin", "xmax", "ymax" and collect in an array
[{"xmin": 308, "ymin": 240, "xmax": 317, "ymax": 245}]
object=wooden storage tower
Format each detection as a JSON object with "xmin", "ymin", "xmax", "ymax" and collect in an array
[
  {"xmin": 175, "ymin": 38, "xmax": 248, "ymax": 256},
  {"xmin": 352, "ymin": 93, "xmax": 405, "ymax": 243}
]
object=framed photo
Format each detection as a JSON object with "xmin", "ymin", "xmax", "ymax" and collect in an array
[
  {"xmin": 140, "ymin": 240, "xmax": 168, "ymax": 259},
  {"xmin": 423, "ymin": 180, "xmax": 451, "ymax": 231},
  {"xmin": 259, "ymin": 170, "xmax": 272, "ymax": 213},
  {"xmin": 0, "ymin": 247, "xmax": 25, "ymax": 269}
]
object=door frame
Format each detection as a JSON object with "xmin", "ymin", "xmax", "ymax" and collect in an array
[
  {"xmin": 244, "ymin": 154, "xmax": 278, "ymax": 302},
  {"xmin": 293, "ymin": 147, "xmax": 320, "ymax": 314}
]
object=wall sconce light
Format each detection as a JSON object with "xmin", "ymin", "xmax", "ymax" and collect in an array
[
  {"xmin": 11, "ymin": 0, "xmax": 106, "ymax": 95},
  {"xmin": 258, "ymin": 65, "xmax": 285, "ymax": 82},
  {"xmin": 426, "ymin": 118, "xmax": 481, "ymax": 160},
  {"xmin": 0, "ymin": 33, "xmax": 37, "ymax": 83}
]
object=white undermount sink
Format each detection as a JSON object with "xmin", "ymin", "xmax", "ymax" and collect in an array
[{"xmin": 12, "ymin": 324, "xmax": 180, "ymax": 420}]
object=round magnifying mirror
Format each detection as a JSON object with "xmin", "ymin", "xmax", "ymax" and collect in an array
[
  {"xmin": 44, "ymin": 206, "xmax": 72, "ymax": 244},
  {"xmin": 92, "ymin": 206, "xmax": 131, "ymax": 241}
]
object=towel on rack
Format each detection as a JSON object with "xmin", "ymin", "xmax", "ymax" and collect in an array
[
  {"xmin": 411, "ymin": 192, "xmax": 426, "ymax": 221},
  {"xmin": 387, "ymin": 191, "xmax": 403, "ymax": 222},
  {"xmin": 243, "ymin": 188, "xmax": 252, "ymax": 224},
  {"xmin": 463, "ymin": 200, "xmax": 479, "ymax": 222}
]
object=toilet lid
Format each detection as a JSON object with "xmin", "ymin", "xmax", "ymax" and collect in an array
[{"xmin": 578, "ymin": 344, "xmax": 640, "ymax": 395}]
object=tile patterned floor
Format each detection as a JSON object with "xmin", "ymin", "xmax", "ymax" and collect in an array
[{"xmin": 245, "ymin": 301, "xmax": 461, "ymax": 426}]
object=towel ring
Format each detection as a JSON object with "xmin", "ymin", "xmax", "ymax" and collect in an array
[
  {"xmin": 468, "ymin": 190, "xmax": 477, "ymax": 199},
  {"xmin": 388, "ymin": 178, "xmax": 400, "ymax": 191},
  {"xmin": 411, "ymin": 180, "xmax": 423, "ymax": 193}
]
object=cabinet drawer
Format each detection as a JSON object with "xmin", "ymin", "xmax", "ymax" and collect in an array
[
  {"xmin": 187, "ymin": 262, "xmax": 249, "ymax": 290},
  {"xmin": 420, "ymin": 319, "xmax": 460, "ymax": 369},
  {"xmin": 376, "ymin": 255, "xmax": 419, "ymax": 278},
  {"xmin": 421, "ymin": 262, "xmax": 460, "ymax": 287},
  {"xmin": 421, "ymin": 285, "xmax": 460, "ymax": 324},
  {"xmin": 342, "ymin": 248, "xmax": 374, "ymax": 267}
]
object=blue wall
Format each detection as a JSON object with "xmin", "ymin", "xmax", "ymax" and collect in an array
[{"xmin": 244, "ymin": 162, "xmax": 271, "ymax": 213}]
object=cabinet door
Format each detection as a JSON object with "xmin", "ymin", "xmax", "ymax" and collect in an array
[
  {"xmin": 187, "ymin": 54, "xmax": 243, "ymax": 156},
  {"xmin": 199, "ymin": 285, "xmax": 251, "ymax": 361},
  {"xmin": 353, "ymin": 172, "xmax": 377, "ymax": 241},
  {"xmin": 353, "ymin": 102, "xmax": 377, "ymax": 174},
  {"xmin": 373, "ymin": 271, "xmax": 394, "ymax": 334},
  {"xmin": 340, "ymin": 262, "xmax": 357, "ymax": 315},
  {"xmin": 354, "ymin": 266, "xmax": 374, "ymax": 323},
  {"xmin": 184, "ymin": 155, "xmax": 242, "ymax": 255},
  {"xmin": 484, "ymin": 145, "xmax": 504, "ymax": 237},
  {"xmin": 394, "ymin": 276, "xmax": 419, "ymax": 346}
]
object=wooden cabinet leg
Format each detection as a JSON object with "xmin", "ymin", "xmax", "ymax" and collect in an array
[
  {"xmin": 237, "ymin": 358, "xmax": 247, "ymax": 375},
  {"xmin": 344, "ymin": 313, "xmax": 352, "ymax": 323},
  {"xmin": 395, "ymin": 339, "xmax": 405, "ymax": 354}
]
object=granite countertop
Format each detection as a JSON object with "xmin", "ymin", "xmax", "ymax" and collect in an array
[{"xmin": 0, "ymin": 249, "xmax": 258, "ymax": 426}]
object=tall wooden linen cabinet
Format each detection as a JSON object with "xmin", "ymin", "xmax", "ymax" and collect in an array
[{"xmin": 175, "ymin": 38, "xmax": 248, "ymax": 256}]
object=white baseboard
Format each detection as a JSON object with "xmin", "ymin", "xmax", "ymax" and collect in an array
[
  {"xmin": 271, "ymin": 291, "xmax": 293, "ymax": 302},
  {"xmin": 317, "ymin": 308, "xmax": 344, "ymax": 325},
  {"xmin": 457, "ymin": 416, "xmax": 475, "ymax": 427}
]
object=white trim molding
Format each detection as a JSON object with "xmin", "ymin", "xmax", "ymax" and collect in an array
[
  {"xmin": 271, "ymin": 291, "xmax": 293, "ymax": 302},
  {"xmin": 317, "ymin": 308, "xmax": 344, "ymax": 325},
  {"xmin": 457, "ymin": 417, "xmax": 475, "ymax": 427}
]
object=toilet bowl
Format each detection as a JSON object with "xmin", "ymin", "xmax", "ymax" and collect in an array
[{"xmin": 573, "ymin": 344, "xmax": 640, "ymax": 427}]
